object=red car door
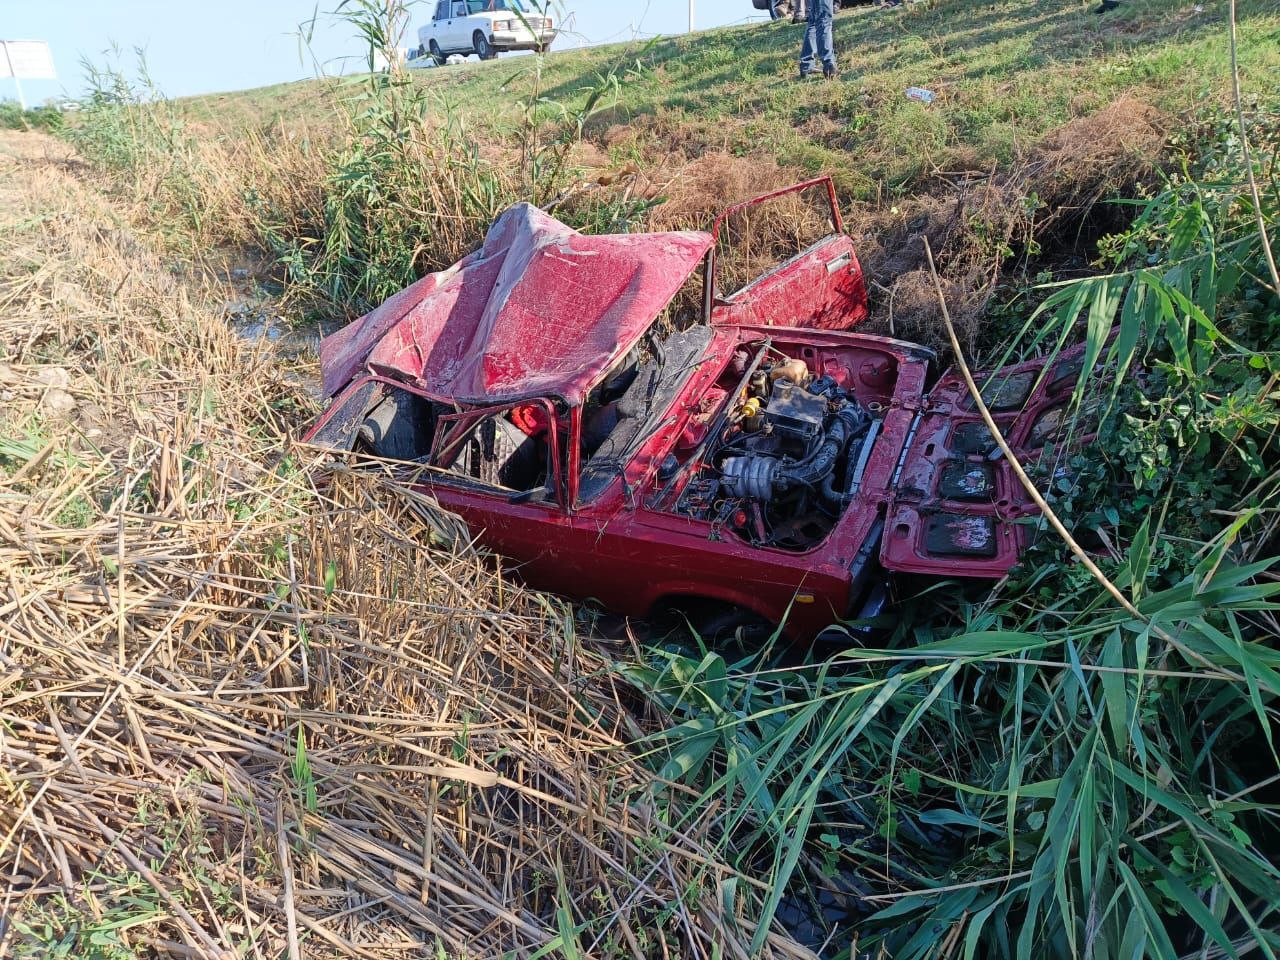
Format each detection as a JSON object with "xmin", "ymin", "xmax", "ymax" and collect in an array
[{"xmin": 707, "ymin": 177, "xmax": 869, "ymax": 333}]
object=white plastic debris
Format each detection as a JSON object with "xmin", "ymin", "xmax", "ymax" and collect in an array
[{"xmin": 905, "ymin": 87, "xmax": 936, "ymax": 104}]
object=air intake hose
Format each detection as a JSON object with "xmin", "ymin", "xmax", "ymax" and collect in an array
[
  {"xmin": 776, "ymin": 405, "xmax": 866, "ymax": 492},
  {"xmin": 720, "ymin": 402, "xmax": 869, "ymax": 501}
]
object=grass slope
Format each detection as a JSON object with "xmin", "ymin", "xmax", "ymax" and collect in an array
[{"xmin": 183, "ymin": 0, "xmax": 1280, "ymax": 198}]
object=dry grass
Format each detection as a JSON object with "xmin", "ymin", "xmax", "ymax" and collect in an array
[
  {"xmin": 0, "ymin": 131, "xmax": 812, "ymax": 959},
  {"xmin": 607, "ymin": 96, "xmax": 1170, "ymax": 352},
  {"xmin": 851, "ymin": 95, "xmax": 1171, "ymax": 352}
]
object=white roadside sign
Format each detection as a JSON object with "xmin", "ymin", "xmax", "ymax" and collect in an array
[
  {"xmin": 1, "ymin": 41, "xmax": 56, "ymax": 79},
  {"xmin": 1, "ymin": 40, "xmax": 57, "ymax": 109}
]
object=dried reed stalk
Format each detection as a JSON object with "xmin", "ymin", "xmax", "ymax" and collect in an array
[{"xmin": 0, "ymin": 131, "xmax": 809, "ymax": 959}]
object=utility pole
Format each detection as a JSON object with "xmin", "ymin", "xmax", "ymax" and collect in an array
[{"xmin": 688, "ymin": 0, "xmax": 695, "ymax": 33}]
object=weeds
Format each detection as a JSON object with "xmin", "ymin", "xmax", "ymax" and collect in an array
[
  {"xmin": 0, "ymin": 100, "xmax": 63, "ymax": 133},
  {"xmin": 28, "ymin": 0, "xmax": 1280, "ymax": 956},
  {"xmin": 629, "ymin": 109, "xmax": 1280, "ymax": 958},
  {"xmin": 65, "ymin": 3, "xmax": 652, "ymax": 318},
  {"xmin": 0, "ymin": 128, "xmax": 791, "ymax": 957}
]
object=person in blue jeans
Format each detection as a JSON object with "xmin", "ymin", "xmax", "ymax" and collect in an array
[{"xmin": 798, "ymin": 0, "xmax": 837, "ymax": 79}]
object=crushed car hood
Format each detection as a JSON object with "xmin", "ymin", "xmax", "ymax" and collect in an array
[{"xmin": 319, "ymin": 203, "xmax": 713, "ymax": 405}]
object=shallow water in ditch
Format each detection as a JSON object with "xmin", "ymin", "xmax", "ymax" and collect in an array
[{"xmin": 225, "ymin": 297, "xmax": 324, "ymax": 358}]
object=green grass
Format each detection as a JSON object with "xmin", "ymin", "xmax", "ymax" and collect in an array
[
  {"xmin": 179, "ymin": 0, "xmax": 1280, "ymax": 199},
  {"xmin": 0, "ymin": 99, "xmax": 64, "ymax": 132}
]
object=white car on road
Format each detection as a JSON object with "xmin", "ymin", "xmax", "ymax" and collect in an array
[{"xmin": 418, "ymin": 1, "xmax": 558, "ymax": 64}]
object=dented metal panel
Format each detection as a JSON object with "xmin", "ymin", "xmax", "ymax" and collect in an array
[
  {"xmin": 305, "ymin": 179, "xmax": 1102, "ymax": 641},
  {"xmin": 879, "ymin": 341, "xmax": 1095, "ymax": 578},
  {"xmin": 319, "ymin": 203, "xmax": 713, "ymax": 405}
]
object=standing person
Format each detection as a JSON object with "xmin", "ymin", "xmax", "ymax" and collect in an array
[{"xmin": 798, "ymin": 0, "xmax": 837, "ymax": 80}]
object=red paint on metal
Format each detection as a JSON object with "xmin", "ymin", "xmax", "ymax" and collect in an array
[
  {"xmin": 306, "ymin": 181, "xmax": 1086, "ymax": 639},
  {"xmin": 319, "ymin": 203, "xmax": 712, "ymax": 405},
  {"xmin": 878, "ymin": 340, "xmax": 1094, "ymax": 578},
  {"xmin": 705, "ymin": 177, "xmax": 867, "ymax": 332}
]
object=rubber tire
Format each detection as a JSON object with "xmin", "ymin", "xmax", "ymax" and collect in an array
[
  {"xmin": 769, "ymin": 0, "xmax": 794, "ymax": 19},
  {"xmin": 474, "ymin": 31, "xmax": 496, "ymax": 60},
  {"xmin": 691, "ymin": 606, "xmax": 776, "ymax": 652},
  {"xmin": 429, "ymin": 40, "xmax": 446, "ymax": 65}
]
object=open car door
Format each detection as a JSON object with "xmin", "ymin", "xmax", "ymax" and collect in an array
[
  {"xmin": 707, "ymin": 177, "xmax": 869, "ymax": 332},
  {"xmin": 879, "ymin": 342, "xmax": 1092, "ymax": 578}
]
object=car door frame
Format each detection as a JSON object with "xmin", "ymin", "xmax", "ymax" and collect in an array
[
  {"xmin": 447, "ymin": 0, "xmax": 473, "ymax": 51},
  {"xmin": 700, "ymin": 176, "xmax": 869, "ymax": 334}
]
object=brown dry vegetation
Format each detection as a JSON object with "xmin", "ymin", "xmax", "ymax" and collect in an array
[
  {"xmin": 849, "ymin": 96, "xmax": 1171, "ymax": 350},
  {"xmin": 70, "ymin": 5, "xmax": 1192, "ymax": 350},
  {"xmin": 0, "ymin": 131, "xmax": 813, "ymax": 959},
  {"xmin": 631, "ymin": 95, "xmax": 1172, "ymax": 351},
  {"xmin": 105, "ymin": 88, "xmax": 1172, "ymax": 360}
]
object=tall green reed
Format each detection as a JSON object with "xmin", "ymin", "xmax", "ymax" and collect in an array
[
  {"xmin": 269, "ymin": 0, "xmax": 656, "ymax": 313},
  {"xmin": 629, "ymin": 115, "xmax": 1280, "ymax": 958},
  {"xmin": 66, "ymin": 1, "xmax": 649, "ymax": 318}
]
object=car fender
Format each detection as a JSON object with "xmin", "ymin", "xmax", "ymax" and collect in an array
[{"xmin": 645, "ymin": 585, "xmax": 782, "ymax": 629}]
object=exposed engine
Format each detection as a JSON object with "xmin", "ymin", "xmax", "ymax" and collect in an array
[{"xmin": 675, "ymin": 349, "xmax": 882, "ymax": 551}]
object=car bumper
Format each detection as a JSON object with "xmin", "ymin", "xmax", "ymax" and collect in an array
[{"xmin": 490, "ymin": 28, "xmax": 557, "ymax": 50}]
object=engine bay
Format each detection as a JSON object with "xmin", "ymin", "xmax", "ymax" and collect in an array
[{"xmin": 667, "ymin": 341, "xmax": 894, "ymax": 552}]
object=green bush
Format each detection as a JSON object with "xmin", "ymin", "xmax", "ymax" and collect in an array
[
  {"xmin": 0, "ymin": 99, "xmax": 64, "ymax": 132},
  {"xmin": 64, "ymin": 7, "xmax": 652, "ymax": 318}
]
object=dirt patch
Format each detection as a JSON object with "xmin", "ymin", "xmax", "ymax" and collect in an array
[{"xmin": 852, "ymin": 95, "xmax": 1170, "ymax": 354}]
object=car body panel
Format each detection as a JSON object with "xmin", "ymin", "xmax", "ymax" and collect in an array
[
  {"xmin": 307, "ymin": 179, "xmax": 1069, "ymax": 638},
  {"xmin": 878, "ymin": 343, "xmax": 1090, "ymax": 577},
  {"xmin": 318, "ymin": 203, "xmax": 712, "ymax": 405}
]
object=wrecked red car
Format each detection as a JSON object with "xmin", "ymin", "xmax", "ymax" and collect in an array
[{"xmin": 305, "ymin": 178, "xmax": 1079, "ymax": 639}]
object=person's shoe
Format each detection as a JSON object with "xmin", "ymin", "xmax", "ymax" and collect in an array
[
  {"xmin": 823, "ymin": 65, "xmax": 839, "ymax": 80},
  {"xmin": 1093, "ymin": 0, "xmax": 1120, "ymax": 11}
]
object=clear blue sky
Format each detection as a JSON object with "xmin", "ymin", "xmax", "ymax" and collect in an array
[{"xmin": 2, "ymin": 1, "xmax": 770, "ymax": 104}]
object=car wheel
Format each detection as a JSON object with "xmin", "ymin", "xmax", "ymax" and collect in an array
[
  {"xmin": 474, "ymin": 31, "xmax": 496, "ymax": 60},
  {"xmin": 769, "ymin": 0, "xmax": 795, "ymax": 19},
  {"xmin": 690, "ymin": 606, "xmax": 777, "ymax": 651},
  {"xmin": 429, "ymin": 40, "xmax": 446, "ymax": 65}
]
